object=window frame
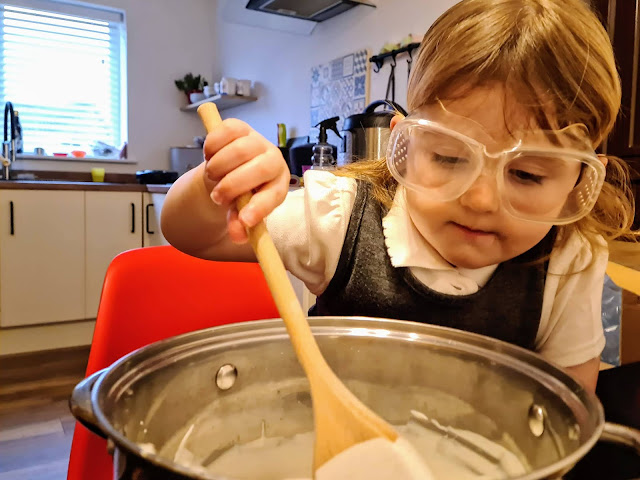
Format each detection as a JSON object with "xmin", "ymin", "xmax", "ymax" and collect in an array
[{"xmin": 1, "ymin": 0, "xmax": 128, "ymax": 162}]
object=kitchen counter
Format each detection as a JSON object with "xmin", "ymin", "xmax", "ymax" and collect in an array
[
  {"xmin": 146, "ymin": 184, "xmax": 172, "ymax": 193},
  {"xmin": 0, "ymin": 169, "xmax": 173, "ymax": 193},
  {"xmin": 0, "ymin": 180, "xmax": 147, "ymax": 192},
  {"xmin": 0, "ymin": 180, "xmax": 172, "ymax": 193}
]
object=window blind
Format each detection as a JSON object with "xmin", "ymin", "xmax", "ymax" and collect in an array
[{"xmin": 0, "ymin": 1, "xmax": 126, "ymax": 157}]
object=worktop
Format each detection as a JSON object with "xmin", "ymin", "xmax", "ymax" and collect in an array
[
  {"xmin": 0, "ymin": 170, "xmax": 173, "ymax": 193},
  {"xmin": 0, "ymin": 180, "xmax": 171, "ymax": 193}
]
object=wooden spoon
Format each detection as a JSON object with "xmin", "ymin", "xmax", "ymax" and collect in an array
[{"xmin": 197, "ymin": 103, "xmax": 398, "ymax": 471}]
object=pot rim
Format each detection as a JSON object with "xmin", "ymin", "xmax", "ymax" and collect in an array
[{"xmin": 89, "ymin": 316, "xmax": 605, "ymax": 480}]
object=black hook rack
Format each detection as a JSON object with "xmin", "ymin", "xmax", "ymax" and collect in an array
[
  {"xmin": 406, "ymin": 47, "xmax": 414, "ymax": 79},
  {"xmin": 369, "ymin": 42, "xmax": 420, "ymax": 73}
]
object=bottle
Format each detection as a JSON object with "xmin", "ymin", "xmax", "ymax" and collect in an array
[
  {"xmin": 14, "ymin": 111, "xmax": 23, "ymax": 154},
  {"xmin": 277, "ymin": 123, "xmax": 287, "ymax": 148},
  {"xmin": 311, "ymin": 116, "xmax": 341, "ymax": 171}
]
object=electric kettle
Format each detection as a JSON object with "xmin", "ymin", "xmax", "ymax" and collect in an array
[{"xmin": 341, "ymin": 100, "xmax": 408, "ymax": 164}]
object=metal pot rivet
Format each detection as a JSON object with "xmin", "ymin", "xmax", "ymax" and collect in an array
[
  {"xmin": 528, "ymin": 404, "xmax": 546, "ymax": 437},
  {"xmin": 216, "ymin": 364, "xmax": 238, "ymax": 390}
]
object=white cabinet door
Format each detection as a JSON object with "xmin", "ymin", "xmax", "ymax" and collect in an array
[
  {"xmin": 0, "ymin": 190, "xmax": 85, "ymax": 326},
  {"xmin": 85, "ymin": 191, "xmax": 143, "ymax": 318},
  {"xmin": 142, "ymin": 192, "xmax": 168, "ymax": 247}
]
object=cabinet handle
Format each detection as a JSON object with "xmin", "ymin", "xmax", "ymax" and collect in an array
[
  {"xmin": 9, "ymin": 200, "xmax": 14, "ymax": 235},
  {"xmin": 131, "ymin": 203, "xmax": 135, "ymax": 233},
  {"xmin": 145, "ymin": 203, "xmax": 155, "ymax": 234}
]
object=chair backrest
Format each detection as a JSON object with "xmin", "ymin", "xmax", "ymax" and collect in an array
[{"xmin": 67, "ymin": 246, "xmax": 278, "ymax": 480}]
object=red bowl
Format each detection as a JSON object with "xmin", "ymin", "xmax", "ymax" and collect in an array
[
  {"xmin": 53, "ymin": 153, "xmax": 68, "ymax": 157},
  {"xmin": 71, "ymin": 150, "xmax": 86, "ymax": 158}
]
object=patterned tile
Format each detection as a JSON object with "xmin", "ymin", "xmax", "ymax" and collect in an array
[
  {"xmin": 354, "ymin": 74, "xmax": 366, "ymax": 97},
  {"xmin": 310, "ymin": 49, "xmax": 370, "ymax": 134}
]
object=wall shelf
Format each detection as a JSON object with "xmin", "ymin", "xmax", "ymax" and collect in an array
[{"xmin": 180, "ymin": 94, "xmax": 258, "ymax": 112}]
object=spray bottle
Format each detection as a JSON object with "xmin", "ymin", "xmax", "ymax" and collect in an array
[{"xmin": 311, "ymin": 116, "xmax": 341, "ymax": 171}]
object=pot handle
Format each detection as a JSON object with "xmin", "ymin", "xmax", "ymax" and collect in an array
[
  {"xmin": 601, "ymin": 422, "xmax": 640, "ymax": 454},
  {"xmin": 364, "ymin": 100, "xmax": 408, "ymax": 116},
  {"xmin": 69, "ymin": 368, "xmax": 108, "ymax": 439}
]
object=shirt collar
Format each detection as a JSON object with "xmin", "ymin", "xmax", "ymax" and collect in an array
[{"xmin": 382, "ymin": 186, "xmax": 498, "ymax": 284}]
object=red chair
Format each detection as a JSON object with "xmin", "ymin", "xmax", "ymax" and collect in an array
[{"xmin": 67, "ymin": 245, "xmax": 278, "ymax": 480}]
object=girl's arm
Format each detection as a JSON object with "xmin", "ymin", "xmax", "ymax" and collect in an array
[
  {"xmin": 536, "ymin": 232, "xmax": 609, "ymax": 391},
  {"xmin": 565, "ymin": 357, "xmax": 600, "ymax": 392},
  {"xmin": 161, "ymin": 119, "xmax": 290, "ymax": 261}
]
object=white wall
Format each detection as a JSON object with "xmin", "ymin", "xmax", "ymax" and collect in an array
[
  {"xmin": 213, "ymin": 0, "xmax": 459, "ymax": 146},
  {"xmin": 15, "ymin": 0, "xmax": 217, "ymax": 174},
  {"xmin": 14, "ymin": 0, "xmax": 459, "ymax": 175}
]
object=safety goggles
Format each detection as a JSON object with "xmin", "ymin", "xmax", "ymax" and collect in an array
[{"xmin": 386, "ymin": 116, "xmax": 605, "ymax": 224}]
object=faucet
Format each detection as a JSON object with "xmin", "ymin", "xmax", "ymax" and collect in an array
[{"xmin": 2, "ymin": 101, "xmax": 16, "ymax": 180}]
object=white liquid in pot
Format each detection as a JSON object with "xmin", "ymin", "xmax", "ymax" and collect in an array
[
  {"xmin": 157, "ymin": 415, "xmax": 526, "ymax": 480},
  {"xmin": 315, "ymin": 437, "xmax": 435, "ymax": 480},
  {"xmin": 136, "ymin": 379, "xmax": 529, "ymax": 479}
]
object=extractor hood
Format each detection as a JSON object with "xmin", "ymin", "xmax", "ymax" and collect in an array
[{"xmin": 245, "ymin": 0, "xmax": 375, "ymax": 22}]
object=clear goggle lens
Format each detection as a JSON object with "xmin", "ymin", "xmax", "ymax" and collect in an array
[{"xmin": 387, "ymin": 122, "xmax": 605, "ymax": 224}]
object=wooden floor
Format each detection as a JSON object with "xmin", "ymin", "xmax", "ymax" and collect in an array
[{"xmin": 0, "ymin": 346, "xmax": 90, "ymax": 480}]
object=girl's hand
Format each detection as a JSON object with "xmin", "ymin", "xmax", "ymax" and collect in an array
[{"xmin": 203, "ymin": 119, "xmax": 290, "ymax": 244}]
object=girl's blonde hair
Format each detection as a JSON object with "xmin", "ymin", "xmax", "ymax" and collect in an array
[{"xmin": 337, "ymin": 0, "xmax": 639, "ymax": 265}]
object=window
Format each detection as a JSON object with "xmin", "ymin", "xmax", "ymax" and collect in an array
[{"xmin": 0, "ymin": 0, "xmax": 126, "ymax": 158}]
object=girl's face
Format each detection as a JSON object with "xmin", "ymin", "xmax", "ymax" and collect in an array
[{"xmin": 391, "ymin": 86, "xmax": 562, "ymax": 269}]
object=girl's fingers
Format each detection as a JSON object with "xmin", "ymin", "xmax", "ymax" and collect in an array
[
  {"xmin": 205, "ymin": 131, "xmax": 266, "ymax": 182},
  {"xmin": 210, "ymin": 150, "xmax": 286, "ymax": 206},
  {"xmin": 203, "ymin": 119, "xmax": 253, "ymax": 160},
  {"xmin": 237, "ymin": 173, "xmax": 289, "ymax": 228},
  {"xmin": 200, "ymin": 117, "xmax": 288, "ymax": 242}
]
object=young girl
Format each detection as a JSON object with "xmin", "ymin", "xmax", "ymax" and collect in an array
[{"xmin": 162, "ymin": 0, "xmax": 639, "ymax": 392}]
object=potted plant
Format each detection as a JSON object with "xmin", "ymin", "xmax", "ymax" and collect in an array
[{"xmin": 175, "ymin": 73, "xmax": 208, "ymax": 104}]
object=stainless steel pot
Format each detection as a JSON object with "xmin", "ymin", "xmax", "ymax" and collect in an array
[
  {"xmin": 70, "ymin": 317, "xmax": 640, "ymax": 480},
  {"xmin": 341, "ymin": 100, "xmax": 408, "ymax": 163}
]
